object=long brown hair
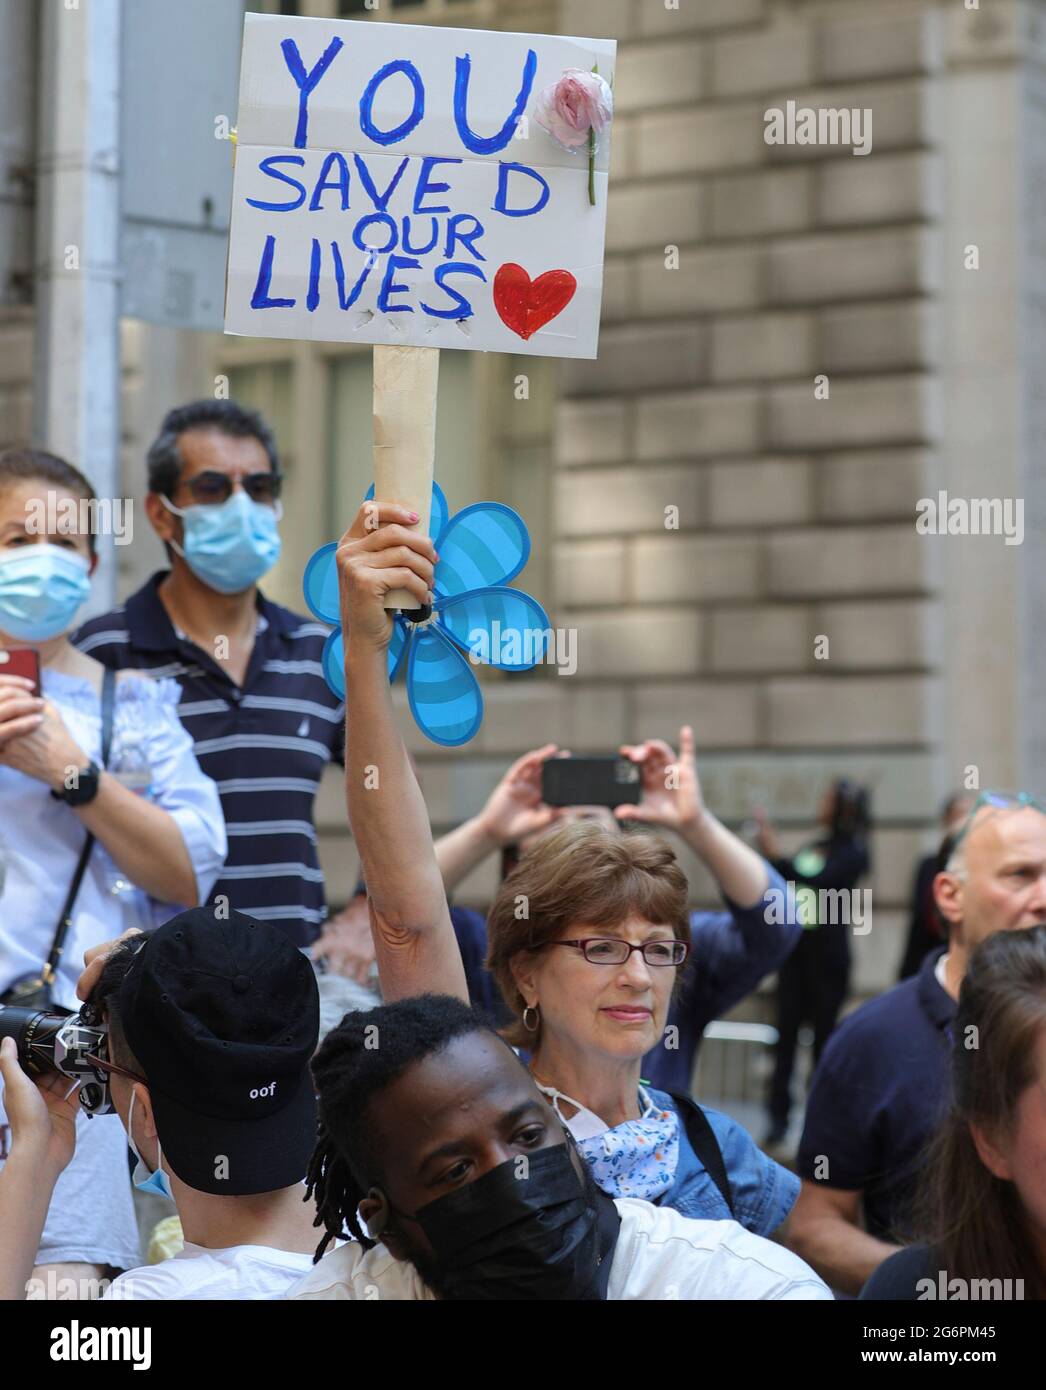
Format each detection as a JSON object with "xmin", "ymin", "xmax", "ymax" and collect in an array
[
  {"xmin": 485, "ymin": 819, "xmax": 690, "ymax": 1049},
  {"xmin": 920, "ymin": 924, "xmax": 1046, "ymax": 1296}
]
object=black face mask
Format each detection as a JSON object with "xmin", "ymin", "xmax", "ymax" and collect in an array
[{"xmin": 408, "ymin": 1142, "xmax": 621, "ymax": 1301}]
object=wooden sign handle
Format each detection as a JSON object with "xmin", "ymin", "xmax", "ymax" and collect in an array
[{"xmin": 372, "ymin": 344, "xmax": 439, "ymax": 611}]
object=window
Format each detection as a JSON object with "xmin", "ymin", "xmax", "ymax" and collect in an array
[{"xmin": 226, "ymin": 364, "xmax": 295, "ymax": 458}]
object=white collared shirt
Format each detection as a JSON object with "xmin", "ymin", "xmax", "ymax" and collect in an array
[{"xmin": 287, "ymin": 1199, "xmax": 831, "ymax": 1301}]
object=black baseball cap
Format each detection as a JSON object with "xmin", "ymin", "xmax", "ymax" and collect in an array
[{"xmin": 116, "ymin": 905, "xmax": 320, "ymax": 1196}]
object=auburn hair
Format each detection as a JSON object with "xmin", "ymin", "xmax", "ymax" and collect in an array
[{"xmin": 486, "ymin": 819, "xmax": 691, "ymax": 1048}]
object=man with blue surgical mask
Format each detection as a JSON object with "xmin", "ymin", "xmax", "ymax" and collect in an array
[{"xmin": 75, "ymin": 401, "xmax": 380, "ymax": 967}]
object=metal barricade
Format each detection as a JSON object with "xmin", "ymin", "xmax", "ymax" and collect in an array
[{"xmin": 693, "ymin": 1019, "xmax": 780, "ymax": 1139}]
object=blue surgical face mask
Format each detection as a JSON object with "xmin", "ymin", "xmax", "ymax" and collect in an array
[
  {"xmin": 160, "ymin": 489, "xmax": 281, "ymax": 595},
  {"xmin": 127, "ymin": 1090, "xmax": 174, "ymax": 1201},
  {"xmin": 0, "ymin": 543, "xmax": 92, "ymax": 642}
]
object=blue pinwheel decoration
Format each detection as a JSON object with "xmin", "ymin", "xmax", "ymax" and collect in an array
[{"xmin": 302, "ymin": 482, "xmax": 550, "ymax": 747}]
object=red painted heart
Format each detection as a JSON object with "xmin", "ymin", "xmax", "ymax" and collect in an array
[{"xmin": 493, "ymin": 263, "xmax": 578, "ymax": 340}]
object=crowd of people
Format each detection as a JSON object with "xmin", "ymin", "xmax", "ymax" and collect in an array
[{"xmin": 0, "ymin": 400, "xmax": 1044, "ymax": 1302}]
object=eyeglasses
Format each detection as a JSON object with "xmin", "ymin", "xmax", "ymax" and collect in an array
[
  {"xmin": 950, "ymin": 791, "xmax": 1046, "ymax": 853},
  {"xmin": 174, "ymin": 470, "xmax": 282, "ymax": 507},
  {"xmin": 85, "ymin": 1053, "xmax": 148, "ymax": 1087},
  {"xmin": 545, "ymin": 938, "xmax": 689, "ymax": 967}
]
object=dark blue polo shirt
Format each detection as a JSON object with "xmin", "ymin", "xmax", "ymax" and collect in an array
[
  {"xmin": 798, "ymin": 947, "xmax": 956, "ymax": 1242},
  {"xmin": 74, "ymin": 572, "xmax": 344, "ymax": 947}
]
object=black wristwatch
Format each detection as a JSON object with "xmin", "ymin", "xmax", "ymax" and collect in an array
[{"xmin": 50, "ymin": 761, "xmax": 102, "ymax": 807}]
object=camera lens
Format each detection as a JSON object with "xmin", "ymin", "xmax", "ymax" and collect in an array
[{"xmin": 0, "ymin": 1005, "xmax": 55, "ymax": 1074}]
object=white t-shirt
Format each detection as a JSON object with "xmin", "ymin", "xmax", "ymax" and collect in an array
[
  {"xmin": 288, "ymin": 1198, "xmax": 831, "ymax": 1301},
  {"xmin": 102, "ymin": 1243, "xmax": 316, "ymax": 1301}
]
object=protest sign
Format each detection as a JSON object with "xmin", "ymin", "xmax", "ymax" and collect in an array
[{"xmin": 225, "ymin": 13, "xmax": 616, "ymax": 359}]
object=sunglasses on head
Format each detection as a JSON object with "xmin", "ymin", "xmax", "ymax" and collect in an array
[
  {"xmin": 174, "ymin": 470, "xmax": 282, "ymax": 507},
  {"xmin": 950, "ymin": 790, "xmax": 1046, "ymax": 853}
]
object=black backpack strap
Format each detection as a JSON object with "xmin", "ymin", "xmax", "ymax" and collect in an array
[
  {"xmin": 668, "ymin": 1090, "xmax": 736, "ymax": 1219},
  {"xmin": 42, "ymin": 667, "xmax": 117, "ymax": 986},
  {"xmin": 99, "ymin": 663, "xmax": 116, "ymax": 766}
]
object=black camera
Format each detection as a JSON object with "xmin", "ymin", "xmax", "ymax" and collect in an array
[{"xmin": 0, "ymin": 1002, "xmax": 114, "ymax": 1116}]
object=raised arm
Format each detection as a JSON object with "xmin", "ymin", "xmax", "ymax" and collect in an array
[
  {"xmin": 434, "ymin": 743, "xmax": 559, "ymax": 894},
  {"xmin": 618, "ymin": 725, "xmax": 769, "ymax": 907},
  {"xmin": 336, "ymin": 503, "xmax": 467, "ymax": 1003}
]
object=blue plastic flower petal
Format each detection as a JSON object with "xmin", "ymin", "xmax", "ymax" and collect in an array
[
  {"xmin": 431, "ymin": 502, "xmax": 530, "ymax": 599},
  {"xmin": 405, "ymin": 623, "xmax": 483, "ymax": 747},
  {"xmin": 305, "ymin": 485, "xmax": 449, "ymax": 626},
  {"xmin": 303, "ymin": 542, "xmax": 340, "ymax": 625},
  {"xmin": 364, "ymin": 479, "xmax": 449, "ymax": 544},
  {"xmin": 436, "ymin": 587, "xmax": 551, "ymax": 671},
  {"xmin": 321, "ymin": 620, "xmax": 410, "ymax": 701},
  {"xmin": 321, "ymin": 629, "xmax": 345, "ymax": 700}
]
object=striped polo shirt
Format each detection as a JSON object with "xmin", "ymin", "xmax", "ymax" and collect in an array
[{"xmin": 74, "ymin": 572, "xmax": 344, "ymax": 947}]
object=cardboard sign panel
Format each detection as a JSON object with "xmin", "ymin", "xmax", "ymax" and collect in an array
[{"xmin": 225, "ymin": 13, "xmax": 615, "ymax": 358}]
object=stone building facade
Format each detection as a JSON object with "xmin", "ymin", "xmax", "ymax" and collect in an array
[
  {"xmin": 544, "ymin": 0, "xmax": 1045, "ymax": 996},
  {"xmin": 1, "ymin": 0, "xmax": 1043, "ymax": 1003}
]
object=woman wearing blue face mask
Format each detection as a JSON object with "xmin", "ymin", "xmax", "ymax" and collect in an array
[{"xmin": 0, "ymin": 448, "xmax": 227, "ymax": 1294}]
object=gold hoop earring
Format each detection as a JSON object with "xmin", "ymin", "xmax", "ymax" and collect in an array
[{"xmin": 522, "ymin": 1005, "xmax": 540, "ymax": 1033}]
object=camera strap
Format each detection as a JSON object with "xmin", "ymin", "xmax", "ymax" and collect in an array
[{"xmin": 41, "ymin": 666, "xmax": 116, "ymax": 988}]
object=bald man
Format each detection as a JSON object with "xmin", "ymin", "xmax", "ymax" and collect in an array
[{"xmin": 785, "ymin": 795, "xmax": 1046, "ymax": 1295}]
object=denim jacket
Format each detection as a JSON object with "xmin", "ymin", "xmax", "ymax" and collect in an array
[{"xmin": 646, "ymin": 1087, "xmax": 799, "ymax": 1236}]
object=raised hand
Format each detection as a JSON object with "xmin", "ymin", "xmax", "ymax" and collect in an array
[
  {"xmin": 615, "ymin": 724, "xmax": 705, "ymax": 836},
  {"xmin": 477, "ymin": 744, "xmax": 561, "ymax": 847},
  {"xmin": 336, "ymin": 502, "xmax": 437, "ymax": 651}
]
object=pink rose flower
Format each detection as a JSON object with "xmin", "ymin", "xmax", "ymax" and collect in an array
[{"xmin": 534, "ymin": 67, "xmax": 614, "ymax": 151}]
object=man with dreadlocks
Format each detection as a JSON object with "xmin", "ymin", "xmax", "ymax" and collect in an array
[
  {"xmin": 291, "ymin": 990, "xmax": 826, "ymax": 1300},
  {"xmin": 285, "ymin": 511, "xmax": 830, "ymax": 1301}
]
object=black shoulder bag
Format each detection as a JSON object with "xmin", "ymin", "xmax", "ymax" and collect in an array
[
  {"xmin": 667, "ymin": 1089, "xmax": 736, "ymax": 1218},
  {"xmin": 0, "ymin": 667, "xmax": 116, "ymax": 1012}
]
